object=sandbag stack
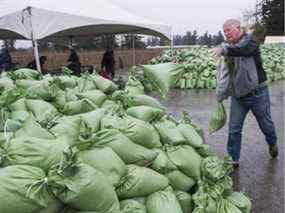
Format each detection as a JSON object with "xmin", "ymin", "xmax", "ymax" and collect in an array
[
  {"xmin": 0, "ymin": 69, "xmax": 251, "ymax": 213},
  {"xmin": 147, "ymin": 44, "xmax": 285, "ymax": 89}
]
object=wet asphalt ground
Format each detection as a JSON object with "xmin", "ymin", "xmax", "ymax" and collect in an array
[{"xmin": 156, "ymin": 80, "xmax": 284, "ymax": 213}]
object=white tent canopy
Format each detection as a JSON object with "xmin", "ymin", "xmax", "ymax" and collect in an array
[{"xmin": 0, "ymin": 0, "xmax": 171, "ymax": 40}]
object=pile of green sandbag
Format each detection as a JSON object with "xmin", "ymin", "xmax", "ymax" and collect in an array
[
  {"xmin": 261, "ymin": 44, "xmax": 285, "ymax": 82},
  {"xmin": 0, "ymin": 69, "xmax": 251, "ymax": 213},
  {"xmin": 149, "ymin": 46, "xmax": 218, "ymax": 90},
  {"xmin": 147, "ymin": 44, "xmax": 285, "ymax": 89}
]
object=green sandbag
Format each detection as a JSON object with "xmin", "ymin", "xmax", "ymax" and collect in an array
[
  {"xmin": 76, "ymin": 109, "xmax": 105, "ymax": 134},
  {"xmin": 125, "ymin": 75, "xmax": 145, "ymax": 95},
  {"xmin": 175, "ymin": 191, "xmax": 193, "ymax": 213},
  {"xmin": 8, "ymin": 98, "xmax": 27, "ymax": 111},
  {"xmin": 192, "ymin": 189, "xmax": 217, "ymax": 213},
  {"xmin": 25, "ymin": 99, "xmax": 59, "ymax": 127},
  {"xmin": 192, "ymin": 206, "xmax": 206, "ymax": 213},
  {"xmin": 201, "ymin": 156, "xmax": 232, "ymax": 182},
  {"xmin": 100, "ymin": 114, "xmax": 121, "ymax": 129},
  {"xmin": 50, "ymin": 116, "xmax": 82, "ymax": 146},
  {"xmin": 193, "ymin": 176, "xmax": 233, "ymax": 210},
  {"xmin": 0, "ymin": 108, "xmax": 9, "ymax": 131},
  {"xmin": 76, "ymin": 76, "xmax": 97, "ymax": 92},
  {"xmin": 15, "ymin": 79, "xmax": 41, "ymax": 89},
  {"xmin": 209, "ymin": 102, "xmax": 227, "ymax": 134},
  {"xmin": 9, "ymin": 110, "xmax": 29, "ymax": 123},
  {"xmin": 57, "ymin": 207, "xmax": 77, "ymax": 213},
  {"xmin": 126, "ymin": 106, "xmax": 165, "ymax": 122},
  {"xmin": 37, "ymin": 198, "xmax": 64, "ymax": 213},
  {"xmin": 227, "ymin": 192, "xmax": 252, "ymax": 213},
  {"xmin": 59, "ymin": 209, "xmax": 104, "ymax": 213},
  {"xmin": 133, "ymin": 197, "xmax": 147, "ymax": 205},
  {"xmin": 217, "ymin": 198, "xmax": 243, "ymax": 213},
  {"xmin": 120, "ymin": 199, "xmax": 147, "ymax": 213},
  {"xmin": 165, "ymin": 170, "xmax": 196, "ymax": 192},
  {"xmin": 192, "ymin": 122, "xmax": 205, "ymax": 140},
  {"xmin": 142, "ymin": 63, "xmax": 185, "ymax": 99},
  {"xmin": 123, "ymin": 94, "xmax": 164, "ymax": 109},
  {"xmin": 101, "ymin": 99, "xmax": 123, "ymax": 114},
  {"xmin": 1, "ymin": 136, "xmax": 71, "ymax": 171},
  {"xmin": 25, "ymin": 79, "xmax": 58, "ymax": 101},
  {"xmin": 15, "ymin": 115, "xmax": 55, "ymax": 139},
  {"xmin": 119, "ymin": 116, "xmax": 162, "ymax": 149},
  {"xmin": 166, "ymin": 145, "xmax": 202, "ymax": 180},
  {"xmin": 54, "ymin": 163, "xmax": 120, "ymax": 212},
  {"xmin": 2, "ymin": 119, "xmax": 22, "ymax": 132},
  {"xmin": 76, "ymin": 90, "xmax": 107, "ymax": 107},
  {"xmin": 53, "ymin": 89, "xmax": 67, "ymax": 109},
  {"xmin": 179, "ymin": 78, "xmax": 186, "ymax": 89},
  {"xmin": 79, "ymin": 147, "xmax": 127, "ymax": 187},
  {"xmin": 56, "ymin": 76, "xmax": 77, "ymax": 89},
  {"xmin": 65, "ymin": 88, "xmax": 79, "ymax": 102},
  {"xmin": 146, "ymin": 187, "xmax": 183, "ymax": 213},
  {"xmin": 90, "ymin": 73, "xmax": 118, "ymax": 94},
  {"xmin": 116, "ymin": 165, "xmax": 169, "ymax": 199},
  {"xmin": 180, "ymin": 111, "xmax": 205, "ymax": 140},
  {"xmin": 154, "ymin": 119, "xmax": 186, "ymax": 145},
  {"xmin": 101, "ymin": 99, "xmax": 117, "ymax": 109},
  {"xmin": 102, "ymin": 114, "xmax": 162, "ymax": 149},
  {"xmin": 177, "ymin": 123, "xmax": 204, "ymax": 148},
  {"xmin": 0, "ymin": 77, "xmax": 14, "ymax": 90},
  {"xmin": 0, "ymin": 132, "xmax": 13, "ymax": 147},
  {"xmin": 196, "ymin": 144, "xmax": 215, "ymax": 158},
  {"xmin": 217, "ymin": 176, "xmax": 234, "ymax": 197},
  {"xmin": 151, "ymin": 148, "xmax": 177, "ymax": 174},
  {"xmin": 63, "ymin": 99, "xmax": 97, "ymax": 115},
  {"xmin": 0, "ymin": 87, "xmax": 25, "ymax": 107},
  {"xmin": 0, "ymin": 165, "xmax": 53, "ymax": 213},
  {"xmin": 92, "ymin": 129, "xmax": 158, "ymax": 166},
  {"xmin": 110, "ymin": 89, "xmax": 126, "ymax": 101},
  {"xmin": 12, "ymin": 68, "xmax": 41, "ymax": 80}
]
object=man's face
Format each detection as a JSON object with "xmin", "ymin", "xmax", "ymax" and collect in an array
[{"xmin": 223, "ymin": 24, "xmax": 242, "ymax": 44}]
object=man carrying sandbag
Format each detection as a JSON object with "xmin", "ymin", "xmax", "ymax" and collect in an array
[{"xmin": 212, "ymin": 19, "xmax": 278, "ymax": 167}]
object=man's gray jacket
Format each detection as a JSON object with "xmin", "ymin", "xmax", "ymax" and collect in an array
[{"xmin": 216, "ymin": 33, "xmax": 267, "ymax": 102}]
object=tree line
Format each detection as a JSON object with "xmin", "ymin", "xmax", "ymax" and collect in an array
[{"xmin": 1, "ymin": 30, "xmax": 225, "ymax": 51}]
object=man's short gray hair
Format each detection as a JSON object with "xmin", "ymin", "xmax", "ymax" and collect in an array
[{"xmin": 223, "ymin": 19, "xmax": 241, "ymax": 28}]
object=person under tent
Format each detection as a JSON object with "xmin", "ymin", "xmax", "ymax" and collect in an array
[
  {"xmin": 67, "ymin": 47, "xmax": 81, "ymax": 76},
  {"xmin": 101, "ymin": 46, "xmax": 115, "ymax": 80},
  {"xmin": 0, "ymin": 47, "xmax": 13, "ymax": 72},
  {"xmin": 26, "ymin": 56, "xmax": 47, "ymax": 71}
]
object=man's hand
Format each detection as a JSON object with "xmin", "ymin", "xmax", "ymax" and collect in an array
[{"xmin": 212, "ymin": 47, "xmax": 223, "ymax": 61}]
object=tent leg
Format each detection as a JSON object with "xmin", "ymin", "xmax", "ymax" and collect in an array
[
  {"xmin": 170, "ymin": 30, "xmax": 174, "ymax": 56},
  {"xmin": 32, "ymin": 40, "xmax": 41, "ymax": 73},
  {"xmin": 132, "ymin": 34, "xmax": 136, "ymax": 66}
]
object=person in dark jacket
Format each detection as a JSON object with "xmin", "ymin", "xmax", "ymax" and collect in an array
[
  {"xmin": 26, "ymin": 56, "xmax": 47, "ymax": 70},
  {"xmin": 0, "ymin": 48, "xmax": 13, "ymax": 71},
  {"xmin": 212, "ymin": 19, "xmax": 278, "ymax": 168},
  {"xmin": 67, "ymin": 48, "xmax": 81, "ymax": 76},
  {"xmin": 101, "ymin": 47, "xmax": 115, "ymax": 79}
]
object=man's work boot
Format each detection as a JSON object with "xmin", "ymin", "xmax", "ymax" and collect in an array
[
  {"xmin": 232, "ymin": 161, "xmax": 239, "ymax": 169},
  {"xmin": 269, "ymin": 144, "xmax": 278, "ymax": 158}
]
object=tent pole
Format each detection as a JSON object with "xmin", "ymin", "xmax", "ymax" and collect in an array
[
  {"xmin": 32, "ymin": 40, "xmax": 41, "ymax": 73},
  {"xmin": 170, "ymin": 30, "xmax": 174, "ymax": 55},
  {"xmin": 132, "ymin": 34, "xmax": 136, "ymax": 66}
]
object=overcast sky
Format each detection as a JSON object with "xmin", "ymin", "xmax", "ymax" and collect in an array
[{"xmin": 110, "ymin": 0, "xmax": 256, "ymax": 35}]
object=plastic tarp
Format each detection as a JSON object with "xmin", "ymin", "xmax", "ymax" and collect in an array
[{"xmin": 0, "ymin": 0, "xmax": 171, "ymax": 40}]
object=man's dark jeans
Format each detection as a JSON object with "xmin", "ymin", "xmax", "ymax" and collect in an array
[{"xmin": 227, "ymin": 86, "xmax": 277, "ymax": 161}]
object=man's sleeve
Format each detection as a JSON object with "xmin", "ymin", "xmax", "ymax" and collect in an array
[{"xmin": 222, "ymin": 36, "xmax": 258, "ymax": 57}]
